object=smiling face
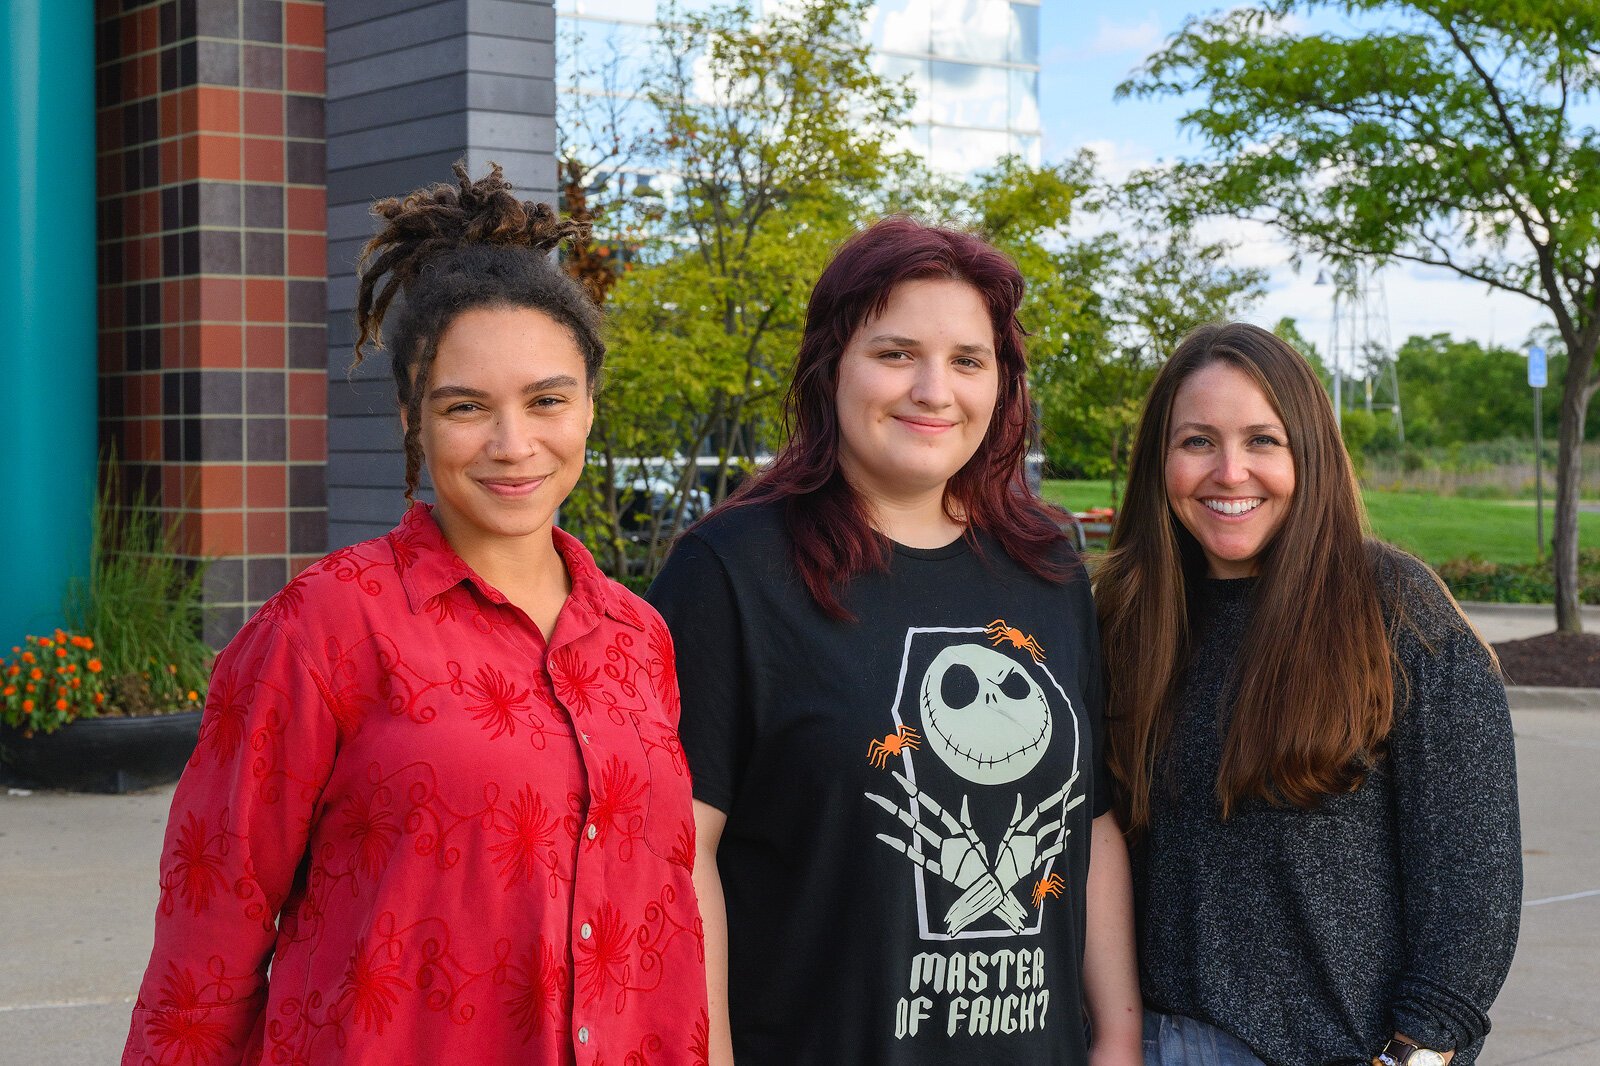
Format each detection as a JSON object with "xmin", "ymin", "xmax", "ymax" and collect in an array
[
  {"xmin": 1164, "ymin": 361, "xmax": 1296, "ymax": 579},
  {"xmin": 416, "ymin": 306, "xmax": 594, "ymax": 559},
  {"xmin": 834, "ymin": 278, "xmax": 1000, "ymax": 508}
]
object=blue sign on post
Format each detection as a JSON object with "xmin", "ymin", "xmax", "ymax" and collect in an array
[{"xmin": 1528, "ymin": 345, "xmax": 1547, "ymax": 388}]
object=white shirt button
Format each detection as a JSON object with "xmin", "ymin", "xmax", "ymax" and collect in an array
[
  {"xmin": 586, "ymin": 823, "xmax": 597, "ymax": 840},
  {"xmin": 578, "ymin": 1026, "xmax": 590, "ymax": 1044},
  {"xmin": 580, "ymin": 922, "xmax": 593, "ymax": 939}
]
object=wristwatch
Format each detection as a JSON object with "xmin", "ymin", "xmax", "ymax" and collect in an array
[{"xmin": 1374, "ymin": 1036, "xmax": 1448, "ymax": 1066}]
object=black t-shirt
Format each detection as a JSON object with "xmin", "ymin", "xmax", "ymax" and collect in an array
[{"xmin": 648, "ymin": 501, "xmax": 1109, "ymax": 1065}]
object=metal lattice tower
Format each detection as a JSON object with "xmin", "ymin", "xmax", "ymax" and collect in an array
[{"xmin": 1325, "ymin": 261, "xmax": 1405, "ymax": 443}]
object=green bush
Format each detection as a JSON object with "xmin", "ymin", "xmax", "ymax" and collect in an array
[{"xmin": 1437, "ymin": 550, "xmax": 1600, "ymax": 605}]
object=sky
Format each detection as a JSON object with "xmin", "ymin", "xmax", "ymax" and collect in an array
[{"xmin": 1035, "ymin": 1, "xmax": 1555, "ymax": 365}]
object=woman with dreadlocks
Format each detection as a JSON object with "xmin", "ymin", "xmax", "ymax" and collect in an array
[{"xmin": 123, "ymin": 164, "xmax": 709, "ymax": 1066}]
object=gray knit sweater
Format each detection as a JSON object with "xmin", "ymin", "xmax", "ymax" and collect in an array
[{"xmin": 1132, "ymin": 553, "xmax": 1522, "ymax": 1066}]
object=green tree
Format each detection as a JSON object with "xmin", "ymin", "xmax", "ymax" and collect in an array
[
  {"xmin": 563, "ymin": 0, "xmax": 911, "ymax": 578},
  {"xmin": 1121, "ymin": 0, "xmax": 1600, "ymax": 631},
  {"xmin": 1272, "ymin": 316, "xmax": 1332, "ymax": 390}
]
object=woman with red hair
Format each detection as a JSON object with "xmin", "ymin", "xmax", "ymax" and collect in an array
[{"xmin": 648, "ymin": 217, "xmax": 1140, "ymax": 1065}]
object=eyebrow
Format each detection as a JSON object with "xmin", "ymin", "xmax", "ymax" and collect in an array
[
  {"xmin": 865, "ymin": 333, "xmax": 994, "ymax": 356},
  {"xmin": 1171, "ymin": 421, "xmax": 1287, "ymax": 436},
  {"xmin": 428, "ymin": 375, "xmax": 582, "ymax": 401}
]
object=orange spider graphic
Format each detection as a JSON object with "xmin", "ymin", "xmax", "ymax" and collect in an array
[
  {"xmin": 1031, "ymin": 873, "xmax": 1066, "ymax": 908},
  {"xmin": 867, "ymin": 725, "xmax": 921, "ymax": 769},
  {"xmin": 986, "ymin": 619, "xmax": 1046, "ymax": 664}
]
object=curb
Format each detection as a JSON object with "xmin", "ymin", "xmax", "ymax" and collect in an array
[{"xmin": 1507, "ymin": 686, "xmax": 1600, "ymax": 711}]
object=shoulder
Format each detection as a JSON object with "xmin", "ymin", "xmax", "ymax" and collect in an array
[
  {"xmin": 1368, "ymin": 542, "xmax": 1495, "ymax": 682},
  {"xmin": 602, "ymin": 577, "xmax": 669, "ymax": 637},
  {"xmin": 251, "ymin": 535, "xmax": 401, "ymax": 633},
  {"xmin": 688, "ymin": 498, "xmax": 789, "ymax": 557}
]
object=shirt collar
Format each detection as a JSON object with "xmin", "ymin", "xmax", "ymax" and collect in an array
[{"xmin": 389, "ymin": 502, "xmax": 645, "ymax": 631}]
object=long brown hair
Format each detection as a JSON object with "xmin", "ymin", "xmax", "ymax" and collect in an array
[{"xmin": 1097, "ymin": 322, "xmax": 1393, "ymax": 829}]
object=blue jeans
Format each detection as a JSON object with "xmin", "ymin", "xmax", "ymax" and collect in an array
[{"xmin": 1143, "ymin": 1010, "xmax": 1268, "ymax": 1066}]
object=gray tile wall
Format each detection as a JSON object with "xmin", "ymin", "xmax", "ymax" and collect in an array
[{"xmin": 323, "ymin": 0, "xmax": 558, "ymax": 548}]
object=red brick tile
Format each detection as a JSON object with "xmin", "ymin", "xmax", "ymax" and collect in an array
[
  {"xmin": 201, "ymin": 464, "xmax": 246, "ymax": 509},
  {"xmin": 177, "ymin": 88, "xmax": 196, "ymax": 134},
  {"xmin": 162, "ymin": 466, "xmax": 184, "ymax": 508},
  {"xmin": 143, "ymin": 421, "xmax": 164, "ymax": 462},
  {"xmin": 200, "ymin": 278, "xmax": 243, "ymax": 322},
  {"xmin": 245, "ymin": 279, "xmax": 285, "ymax": 323},
  {"xmin": 286, "ymin": 3, "xmax": 324, "ymax": 48},
  {"xmin": 242, "ymin": 92, "xmax": 284, "ymax": 136},
  {"xmin": 245, "ymin": 325, "xmax": 287, "ymax": 367},
  {"xmin": 284, "ymin": 49, "xmax": 325, "ymax": 94},
  {"xmin": 196, "ymin": 87, "xmax": 240, "ymax": 134},
  {"xmin": 200, "ymin": 511, "xmax": 246, "ymax": 557},
  {"xmin": 143, "ymin": 374, "xmax": 162, "ymax": 415},
  {"xmin": 142, "ymin": 237, "xmax": 161, "ymax": 278},
  {"xmin": 139, "ymin": 54, "xmax": 160, "ymax": 100},
  {"xmin": 197, "ymin": 135, "xmax": 243, "ymax": 182},
  {"xmin": 286, "ymin": 187, "xmax": 325, "ymax": 232},
  {"xmin": 198, "ymin": 324, "xmax": 244, "ymax": 368},
  {"xmin": 286, "ymin": 233, "xmax": 324, "ymax": 278},
  {"xmin": 242, "ymin": 137, "xmax": 284, "ymax": 183},
  {"xmin": 246, "ymin": 510, "xmax": 287, "ymax": 553},
  {"xmin": 288, "ymin": 417, "xmax": 326, "ymax": 462},
  {"xmin": 288, "ymin": 370, "xmax": 326, "ymax": 415},
  {"xmin": 137, "ymin": 8, "xmax": 158, "ymax": 53},
  {"xmin": 246, "ymin": 465, "xmax": 287, "ymax": 508}
]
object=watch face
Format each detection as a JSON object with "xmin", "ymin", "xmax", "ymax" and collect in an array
[{"xmin": 1411, "ymin": 1052, "xmax": 1447, "ymax": 1066}]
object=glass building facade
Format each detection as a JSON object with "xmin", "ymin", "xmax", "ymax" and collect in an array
[{"xmin": 555, "ymin": 0, "xmax": 1041, "ymax": 176}]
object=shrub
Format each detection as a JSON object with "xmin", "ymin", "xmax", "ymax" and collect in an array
[
  {"xmin": 1, "ymin": 631, "xmax": 110, "ymax": 737},
  {"xmin": 1438, "ymin": 550, "xmax": 1600, "ymax": 605}
]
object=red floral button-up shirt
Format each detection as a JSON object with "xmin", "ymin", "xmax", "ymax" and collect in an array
[{"xmin": 123, "ymin": 504, "xmax": 709, "ymax": 1066}]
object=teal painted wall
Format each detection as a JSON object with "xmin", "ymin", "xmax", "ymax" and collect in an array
[{"xmin": 1, "ymin": 2, "xmax": 98, "ymax": 644}]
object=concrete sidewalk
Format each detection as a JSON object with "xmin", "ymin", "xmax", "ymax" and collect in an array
[{"xmin": 2, "ymin": 612, "xmax": 1595, "ymax": 1063}]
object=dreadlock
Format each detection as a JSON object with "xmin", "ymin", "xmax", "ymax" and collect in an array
[{"xmin": 353, "ymin": 161, "xmax": 601, "ymax": 501}]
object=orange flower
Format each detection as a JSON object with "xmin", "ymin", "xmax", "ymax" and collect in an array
[
  {"xmin": 25, "ymin": 683, "xmax": 35, "ymax": 693},
  {"xmin": 21, "ymin": 651, "xmax": 35, "ymax": 664},
  {"xmin": 168, "ymin": 664, "xmax": 178, "ymax": 674},
  {"xmin": 2, "ymin": 686, "xmax": 13, "ymax": 697},
  {"xmin": 54, "ymin": 698, "xmax": 68, "ymax": 711},
  {"xmin": 55, "ymin": 666, "xmax": 66, "ymax": 675},
  {"xmin": 187, "ymin": 690, "xmax": 199, "ymax": 701},
  {"xmin": 5, "ymin": 665, "xmax": 17, "ymax": 677},
  {"xmin": 29, "ymin": 668, "xmax": 42, "ymax": 681},
  {"xmin": 54, "ymin": 629, "xmax": 66, "ymax": 643},
  {"xmin": 71, "ymin": 678, "xmax": 81, "ymax": 689},
  {"xmin": 40, "ymin": 637, "xmax": 53, "ymax": 648},
  {"xmin": 55, "ymin": 647, "xmax": 67, "ymax": 658},
  {"xmin": 93, "ymin": 692, "xmax": 105, "ymax": 705},
  {"xmin": 88, "ymin": 659, "xmax": 102, "ymax": 673},
  {"xmin": 65, "ymin": 664, "xmax": 76, "ymax": 673},
  {"xmin": 22, "ymin": 699, "xmax": 33, "ymax": 712}
]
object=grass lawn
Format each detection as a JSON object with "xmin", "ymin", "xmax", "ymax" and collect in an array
[{"xmin": 1041, "ymin": 480, "xmax": 1600, "ymax": 566}]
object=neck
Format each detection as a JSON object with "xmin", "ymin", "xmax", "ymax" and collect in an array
[
  {"xmin": 859, "ymin": 485, "xmax": 966, "ymax": 549},
  {"xmin": 431, "ymin": 506, "xmax": 572, "ymax": 634}
]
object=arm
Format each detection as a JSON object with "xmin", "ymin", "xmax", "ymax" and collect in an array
[
  {"xmin": 122, "ymin": 618, "xmax": 339, "ymax": 1066},
  {"xmin": 1385, "ymin": 590, "xmax": 1521, "ymax": 1058},
  {"xmin": 1083, "ymin": 811, "xmax": 1142, "ymax": 1066},
  {"xmin": 693, "ymin": 799, "xmax": 735, "ymax": 1066}
]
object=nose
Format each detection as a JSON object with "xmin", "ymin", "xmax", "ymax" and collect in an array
[
  {"xmin": 1212, "ymin": 445, "xmax": 1249, "ymax": 487},
  {"xmin": 485, "ymin": 413, "xmax": 538, "ymax": 462},
  {"xmin": 908, "ymin": 360, "xmax": 953, "ymax": 409}
]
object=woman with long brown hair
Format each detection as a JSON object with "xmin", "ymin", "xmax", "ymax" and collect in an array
[
  {"xmin": 1096, "ymin": 322, "xmax": 1521, "ymax": 1066},
  {"xmin": 648, "ymin": 217, "xmax": 1142, "ymax": 1064}
]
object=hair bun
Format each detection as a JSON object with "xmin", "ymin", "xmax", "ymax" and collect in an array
[{"xmin": 354, "ymin": 161, "xmax": 589, "ymax": 359}]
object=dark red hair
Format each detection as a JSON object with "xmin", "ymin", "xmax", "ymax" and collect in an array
[{"xmin": 725, "ymin": 215, "xmax": 1069, "ymax": 618}]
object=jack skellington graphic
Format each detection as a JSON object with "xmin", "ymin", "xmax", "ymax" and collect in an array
[{"xmin": 865, "ymin": 625, "xmax": 1084, "ymax": 939}]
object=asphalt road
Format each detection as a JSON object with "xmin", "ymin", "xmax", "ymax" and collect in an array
[{"xmin": 2, "ymin": 606, "xmax": 1595, "ymax": 1064}]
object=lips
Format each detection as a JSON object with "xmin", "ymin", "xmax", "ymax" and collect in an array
[
  {"xmin": 893, "ymin": 415, "xmax": 958, "ymax": 433},
  {"xmin": 479, "ymin": 476, "xmax": 548, "ymax": 499}
]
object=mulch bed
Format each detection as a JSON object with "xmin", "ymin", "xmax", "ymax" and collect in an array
[{"xmin": 1491, "ymin": 632, "xmax": 1600, "ymax": 688}]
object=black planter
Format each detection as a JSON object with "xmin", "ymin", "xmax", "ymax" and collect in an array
[{"xmin": 0, "ymin": 711, "xmax": 202, "ymax": 793}]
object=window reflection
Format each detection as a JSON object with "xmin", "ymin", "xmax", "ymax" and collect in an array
[
  {"xmin": 579, "ymin": 0, "xmax": 656, "ymax": 20},
  {"xmin": 928, "ymin": 126, "xmax": 1011, "ymax": 175},
  {"xmin": 1011, "ymin": 133, "xmax": 1040, "ymax": 166},
  {"xmin": 1008, "ymin": 68, "xmax": 1038, "ymax": 130},
  {"xmin": 930, "ymin": 0, "xmax": 1009, "ymax": 63},
  {"xmin": 1008, "ymin": 2, "xmax": 1038, "ymax": 64},
  {"xmin": 928, "ymin": 60, "xmax": 1007, "ymax": 128},
  {"xmin": 868, "ymin": 0, "xmax": 931, "ymax": 55}
]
